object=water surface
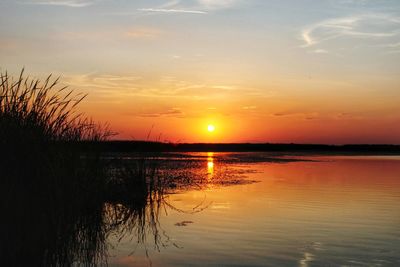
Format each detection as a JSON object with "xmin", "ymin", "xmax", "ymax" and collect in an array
[{"xmin": 108, "ymin": 153, "xmax": 400, "ymax": 266}]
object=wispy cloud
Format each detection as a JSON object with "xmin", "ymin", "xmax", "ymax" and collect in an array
[
  {"xmin": 197, "ymin": 0, "xmax": 238, "ymax": 9},
  {"xmin": 64, "ymin": 73, "xmax": 142, "ymax": 92},
  {"xmin": 137, "ymin": 8, "xmax": 207, "ymax": 14},
  {"xmin": 159, "ymin": 0, "xmax": 181, "ymax": 8},
  {"xmin": 301, "ymin": 14, "xmax": 400, "ymax": 50},
  {"xmin": 137, "ymin": 0, "xmax": 239, "ymax": 15},
  {"xmin": 25, "ymin": 0, "xmax": 96, "ymax": 7},
  {"xmin": 272, "ymin": 111, "xmax": 321, "ymax": 121},
  {"xmin": 374, "ymin": 41, "xmax": 400, "ymax": 54},
  {"xmin": 135, "ymin": 107, "xmax": 185, "ymax": 118},
  {"xmin": 242, "ymin": 106, "xmax": 257, "ymax": 110},
  {"xmin": 64, "ymin": 72, "xmax": 263, "ymax": 102},
  {"xmin": 336, "ymin": 0, "xmax": 369, "ymax": 6},
  {"xmin": 313, "ymin": 49, "xmax": 329, "ymax": 54},
  {"xmin": 384, "ymin": 42, "xmax": 400, "ymax": 48},
  {"xmin": 54, "ymin": 27, "xmax": 162, "ymax": 43},
  {"xmin": 125, "ymin": 27, "xmax": 162, "ymax": 39}
]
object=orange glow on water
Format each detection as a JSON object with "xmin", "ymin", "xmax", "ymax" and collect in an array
[
  {"xmin": 109, "ymin": 155, "xmax": 400, "ymax": 266},
  {"xmin": 207, "ymin": 152, "xmax": 214, "ymax": 181}
]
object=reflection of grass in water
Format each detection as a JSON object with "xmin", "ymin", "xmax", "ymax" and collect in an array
[{"xmin": 106, "ymin": 158, "xmax": 165, "ymax": 251}]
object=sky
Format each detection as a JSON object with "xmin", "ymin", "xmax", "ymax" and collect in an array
[{"xmin": 1, "ymin": 0, "xmax": 400, "ymax": 144}]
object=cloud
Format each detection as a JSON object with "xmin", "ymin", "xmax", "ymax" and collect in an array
[
  {"xmin": 64, "ymin": 73, "xmax": 262, "ymax": 101},
  {"xmin": 54, "ymin": 27, "xmax": 162, "ymax": 43},
  {"xmin": 64, "ymin": 73, "xmax": 142, "ymax": 94},
  {"xmin": 211, "ymin": 85, "xmax": 236, "ymax": 90},
  {"xmin": 159, "ymin": 0, "xmax": 181, "ymax": 8},
  {"xmin": 301, "ymin": 14, "xmax": 400, "ymax": 49},
  {"xmin": 197, "ymin": 0, "xmax": 238, "ymax": 9},
  {"xmin": 25, "ymin": 0, "xmax": 95, "ymax": 7},
  {"xmin": 336, "ymin": 0, "xmax": 369, "ymax": 6},
  {"xmin": 242, "ymin": 106, "xmax": 257, "ymax": 110},
  {"xmin": 384, "ymin": 42, "xmax": 400, "ymax": 48},
  {"xmin": 137, "ymin": 0, "xmax": 239, "ymax": 15},
  {"xmin": 272, "ymin": 111, "xmax": 320, "ymax": 120},
  {"xmin": 137, "ymin": 8, "xmax": 207, "ymax": 14},
  {"xmin": 273, "ymin": 112, "xmax": 289, "ymax": 117},
  {"xmin": 136, "ymin": 107, "xmax": 185, "ymax": 118},
  {"xmin": 376, "ymin": 41, "xmax": 400, "ymax": 54},
  {"xmin": 313, "ymin": 49, "xmax": 329, "ymax": 54},
  {"xmin": 125, "ymin": 27, "xmax": 162, "ymax": 39}
]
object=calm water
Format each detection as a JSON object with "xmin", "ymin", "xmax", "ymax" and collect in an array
[{"xmin": 107, "ymin": 153, "xmax": 400, "ymax": 267}]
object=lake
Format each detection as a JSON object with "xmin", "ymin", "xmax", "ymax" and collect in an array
[{"xmin": 106, "ymin": 153, "xmax": 400, "ymax": 267}]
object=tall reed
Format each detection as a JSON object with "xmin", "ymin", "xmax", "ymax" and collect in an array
[{"xmin": 0, "ymin": 69, "xmax": 112, "ymax": 266}]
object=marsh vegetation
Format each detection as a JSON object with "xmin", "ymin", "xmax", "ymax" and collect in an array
[{"xmin": 0, "ymin": 70, "xmax": 171, "ymax": 266}]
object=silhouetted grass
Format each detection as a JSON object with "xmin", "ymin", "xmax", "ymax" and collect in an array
[
  {"xmin": 0, "ymin": 68, "xmax": 111, "ymax": 190},
  {"xmin": 0, "ymin": 69, "xmax": 114, "ymax": 265},
  {"xmin": 0, "ymin": 69, "xmax": 173, "ymax": 266}
]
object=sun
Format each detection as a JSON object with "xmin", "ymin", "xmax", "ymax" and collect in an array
[{"xmin": 207, "ymin": 124, "xmax": 215, "ymax": 132}]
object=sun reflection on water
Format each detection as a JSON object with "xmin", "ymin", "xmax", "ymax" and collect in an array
[{"xmin": 207, "ymin": 152, "xmax": 214, "ymax": 181}]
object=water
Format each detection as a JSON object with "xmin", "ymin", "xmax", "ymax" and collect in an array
[{"xmin": 107, "ymin": 153, "xmax": 400, "ymax": 267}]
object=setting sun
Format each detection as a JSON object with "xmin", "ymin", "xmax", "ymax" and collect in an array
[{"xmin": 207, "ymin": 124, "xmax": 215, "ymax": 132}]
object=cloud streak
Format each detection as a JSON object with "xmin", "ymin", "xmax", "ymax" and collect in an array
[
  {"xmin": 197, "ymin": 0, "xmax": 238, "ymax": 9},
  {"xmin": 135, "ymin": 107, "xmax": 185, "ymax": 118},
  {"xmin": 64, "ymin": 73, "xmax": 263, "ymax": 101},
  {"xmin": 25, "ymin": 0, "xmax": 95, "ymax": 7},
  {"xmin": 301, "ymin": 14, "xmax": 400, "ymax": 49},
  {"xmin": 137, "ymin": 0, "xmax": 239, "ymax": 15},
  {"xmin": 137, "ymin": 8, "xmax": 207, "ymax": 14}
]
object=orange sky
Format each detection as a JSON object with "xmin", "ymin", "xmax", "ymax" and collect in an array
[{"xmin": 1, "ymin": 0, "xmax": 400, "ymax": 143}]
